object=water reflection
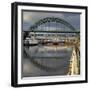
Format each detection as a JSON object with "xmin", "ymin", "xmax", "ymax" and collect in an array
[{"xmin": 22, "ymin": 45, "xmax": 72, "ymax": 77}]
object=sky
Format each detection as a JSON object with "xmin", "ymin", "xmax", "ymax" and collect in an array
[{"xmin": 22, "ymin": 11, "xmax": 80, "ymax": 31}]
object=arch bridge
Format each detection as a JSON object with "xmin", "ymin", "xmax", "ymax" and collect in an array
[{"xmin": 25, "ymin": 17, "xmax": 80, "ymax": 46}]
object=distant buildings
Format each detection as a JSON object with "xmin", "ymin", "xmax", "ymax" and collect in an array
[{"xmin": 23, "ymin": 31, "xmax": 80, "ymax": 46}]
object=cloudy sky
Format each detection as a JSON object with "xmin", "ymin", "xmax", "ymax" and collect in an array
[{"xmin": 22, "ymin": 11, "xmax": 80, "ymax": 31}]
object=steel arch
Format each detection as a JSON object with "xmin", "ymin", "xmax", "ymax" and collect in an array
[{"xmin": 30, "ymin": 17, "xmax": 76, "ymax": 31}]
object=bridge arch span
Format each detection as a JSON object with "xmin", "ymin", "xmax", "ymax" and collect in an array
[{"xmin": 30, "ymin": 17, "xmax": 76, "ymax": 31}]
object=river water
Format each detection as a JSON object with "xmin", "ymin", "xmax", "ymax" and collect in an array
[{"xmin": 22, "ymin": 45, "xmax": 72, "ymax": 77}]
